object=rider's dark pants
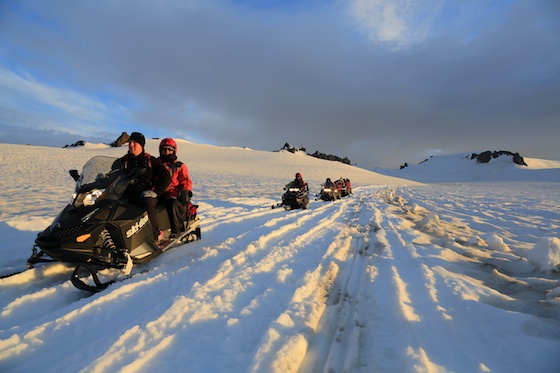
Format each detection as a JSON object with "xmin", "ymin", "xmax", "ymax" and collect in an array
[{"xmin": 165, "ymin": 198, "xmax": 186, "ymax": 234}]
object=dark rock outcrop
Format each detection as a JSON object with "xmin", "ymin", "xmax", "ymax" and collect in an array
[
  {"xmin": 310, "ymin": 151, "xmax": 351, "ymax": 165},
  {"xmin": 111, "ymin": 132, "xmax": 130, "ymax": 147},
  {"xmin": 277, "ymin": 143, "xmax": 352, "ymax": 165},
  {"xmin": 63, "ymin": 140, "xmax": 85, "ymax": 148},
  {"xmin": 281, "ymin": 143, "xmax": 306, "ymax": 153},
  {"xmin": 471, "ymin": 150, "xmax": 527, "ymax": 166}
]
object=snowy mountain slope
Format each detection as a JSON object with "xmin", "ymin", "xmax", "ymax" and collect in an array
[
  {"xmin": 1, "ymin": 142, "xmax": 560, "ymax": 373},
  {"xmin": 374, "ymin": 153, "xmax": 560, "ymax": 183}
]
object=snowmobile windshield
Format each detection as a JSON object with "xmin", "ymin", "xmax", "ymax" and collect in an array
[
  {"xmin": 72, "ymin": 156, "xmax": 128, "ymax": 208},
  {"xmin": 76, "ymin": 156, "xmax": 121, "ymax": 193},
  {"xmin": 285, "ymin": 181, "xmax": 302, "ymax": 191}
]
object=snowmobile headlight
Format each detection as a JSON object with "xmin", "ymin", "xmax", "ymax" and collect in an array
[
  {"xmin": 323, "ymin": 188, "xmax": 331, "ymax": 192},
  {"xmin": 83, "ymin": 188, "xmax": 105, "ymax": 206},
  {"xmin": 289, "ymin": 187, "xmax": 300, "ymax": 192}
]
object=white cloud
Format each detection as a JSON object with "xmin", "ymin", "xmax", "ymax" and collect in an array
[{"xmin": 348, "ymin": 0, "xmax": 443, "ymax": 47}]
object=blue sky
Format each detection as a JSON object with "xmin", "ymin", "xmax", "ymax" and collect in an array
[{"xmin": 1, "ymin": 0, "xmax": 559, "ymax": 168}]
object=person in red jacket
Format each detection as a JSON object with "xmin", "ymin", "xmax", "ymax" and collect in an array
[
  {"xmin": 158, "ymin": 138, "xmax": 193, "ymax": 238},
  {"xmin": 291, "ymin": 172, "xmax": 308, "ymax": 191},
  {"xmin": 116, "ymin": 132, "xmax": 171, "ymax": 245},
  {"xmin": 345, "ymin": 178, "xmax": 352, "ymax": 195}
]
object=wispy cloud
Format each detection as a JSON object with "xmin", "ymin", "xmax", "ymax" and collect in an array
[
  {"xmin": 348, "ymin": 0, "xmax": 444, "ymax": 47},
  {"xmin": 0, "ymin": 68, "xmax": 128, "ymax": 138}
]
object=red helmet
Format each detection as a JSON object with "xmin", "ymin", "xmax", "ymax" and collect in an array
[
  {"xmin": 296, "ymin": 172, "xmax": 302, "ymax": 179},
  {"xmin": 159, "ymin": 138, "xmax": 177, "ymax": 153}
]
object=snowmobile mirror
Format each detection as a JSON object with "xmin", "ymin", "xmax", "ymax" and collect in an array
[{"xmin": 69, "ymin": 169, "xmax": 80, "ymax": 181}]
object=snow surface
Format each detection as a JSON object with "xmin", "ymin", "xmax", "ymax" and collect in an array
[{"xmin": 1, "ymin": 141, "xmax": 560, "ymax": 373}]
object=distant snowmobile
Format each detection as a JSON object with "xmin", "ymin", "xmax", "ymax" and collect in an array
[
  {"xmin": 338, "ymin": 184, "xmax": 349, "ymax": 198},
  {"xmin": 279, "ymin": 181, "xmax": 309, "ymax": 210},
  {"xmin": 319, "ymin": 178, "xmax": 341, "ymax": 201},
  {"xmin": 27, "ymin": 156, "xmax": 201, "ymax": 292},
  {"xmin": 335, "ymin": 178, "xmax": 352, "ymax": 198}
]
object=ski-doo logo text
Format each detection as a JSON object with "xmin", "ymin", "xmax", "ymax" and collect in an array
[{"xmin": 126, "ymin": 215, "xmax": 149, "ymax": 239}]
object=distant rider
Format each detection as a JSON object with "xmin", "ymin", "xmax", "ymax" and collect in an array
[
  {"xmin": 291, "ymin": 172, "xmax": 308, "ymax": 191},
  {"xmin": 158, "ymin": 138, "xmax": 193, "ymax": 239},
  {"xmin": 345, "ymin": 178, "xmax": 352, "ymax": 194}
]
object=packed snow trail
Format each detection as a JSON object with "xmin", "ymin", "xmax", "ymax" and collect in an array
[
  {"xmin": 298, "ymin": 187, "xmax": 560, "ymax": 373},
  {"xmin": 1, "ymin": 185, "xmax": 560, "ymax": 372}
]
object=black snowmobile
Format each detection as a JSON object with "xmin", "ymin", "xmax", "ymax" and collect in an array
[
  {"xmin": 27, "ymin": 155, "xmax": 201, "ymax": 292},
  {"xmin": 319, "ymin": 184, "xmax": 340, "ymax": 201},
  {"xmin": 338, "ymin": 180, "xmax": 349, "ymax": 197},
  {"xmin": 280, "ymin": 182, "xmax": 309, "ymax": 210}
]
